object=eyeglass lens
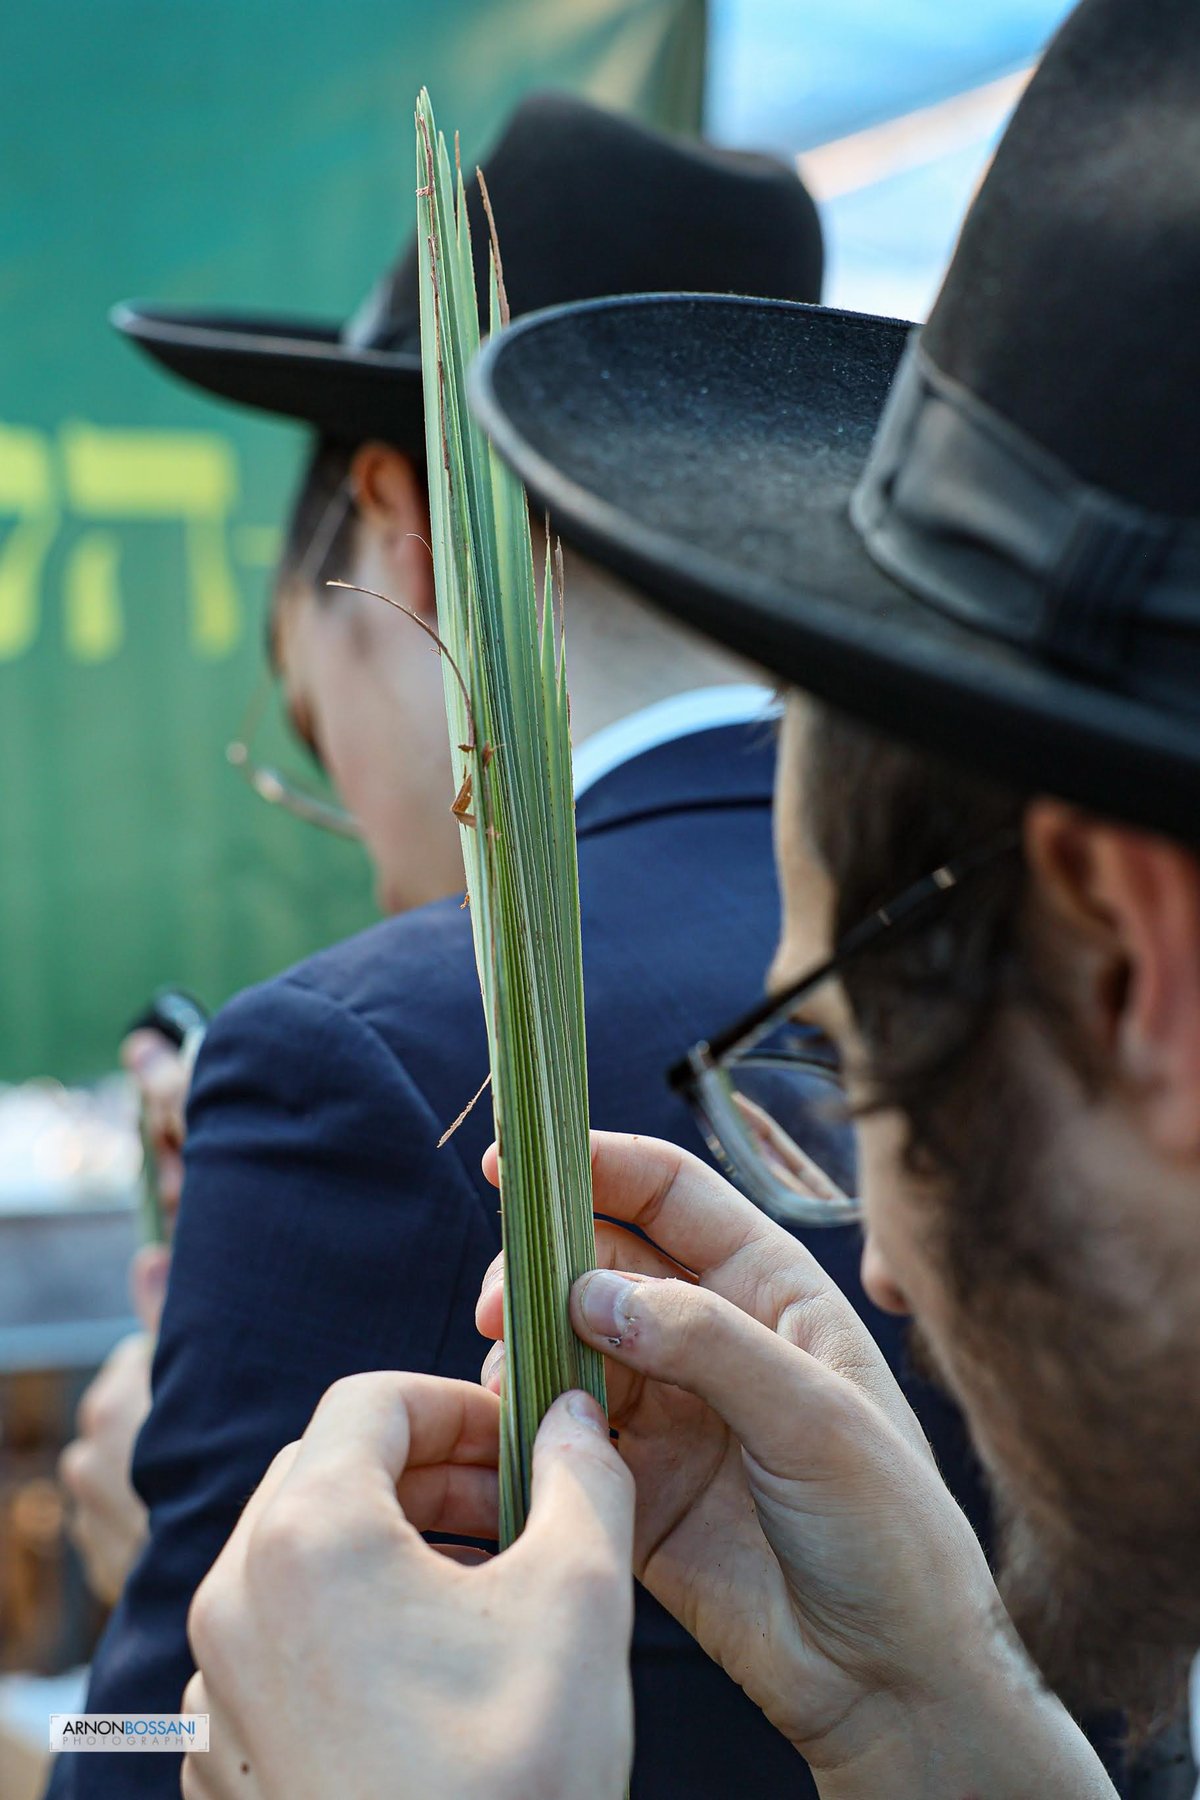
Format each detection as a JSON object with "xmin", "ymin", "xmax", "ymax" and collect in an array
[{"xmin": 695, "ymin": 1015, "xmax": 860, "ymax": 1226}]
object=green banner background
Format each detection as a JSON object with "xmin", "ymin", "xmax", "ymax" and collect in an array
[{"xmin": 0, "ymin": 0, "xmax": 704, "ymax": 1082}]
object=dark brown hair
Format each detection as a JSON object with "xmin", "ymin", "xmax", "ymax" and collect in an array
[
  {"xmin": 803, "ymin": 701, "xmax": 1125, "ymax": 1302},
  {"xmin": 274, "ymin": 438, "xmax": 361, "ymax": 605},
  {"xmin": 803, "ymin": 703, "xmax": 1032, "ymax": 1177}
]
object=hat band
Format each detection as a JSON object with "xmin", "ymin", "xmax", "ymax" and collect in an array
[{"xmin": 850, "ymin": 337, "xmax": 1200, "ymax": 716}]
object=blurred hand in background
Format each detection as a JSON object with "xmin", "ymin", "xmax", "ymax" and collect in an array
[
  {"xmin": 58, "ymin": 1240, "xmax": 170, "ymax": 1605},
  {"xmin": 121, "ymin": 1027, "xmax": 197, "ymax": 1226}
]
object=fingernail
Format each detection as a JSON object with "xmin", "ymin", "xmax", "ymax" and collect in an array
[
  {"xmin": 575, "ymin": 1270, "xmax": 635, "ymax": 1347},
  {"xmin": 480, "ymin": 1342, "xmax": 504, "ymax": 1389},
  {"xmin": 565, "ymin": 1390, "xmax": 608, "ymax": 1433},
  {"xmin": 479, "ymin": 1261, "xmax": 503, "ymax": 1301},
  {"xmin": 475, "ymin": 1265, "xmax": 503, "ymax": 1330}
]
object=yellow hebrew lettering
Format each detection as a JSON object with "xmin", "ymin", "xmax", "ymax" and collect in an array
[
  {"xmin": 0, "ymin": 424, "xmax": 58, "ymax": 662},
  {"xmin": 65, "ymin": 533, "xmax": 124, "ymax": 662},
  {"xmin": 234, "ymin": 523, "xmax": 283, "ymax": 568},
  {"xmin": 60, "ymin": 422, "xmax": 242, "ymax": 656}
]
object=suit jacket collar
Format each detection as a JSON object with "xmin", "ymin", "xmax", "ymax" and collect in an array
[{"xmin": 575, "ymin": 720, "xmax": 776, "ymax": 839}]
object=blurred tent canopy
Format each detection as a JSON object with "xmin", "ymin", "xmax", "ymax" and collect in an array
[{"xmin": 0, "ymin": 0, "xmax": 705, "ymax": 1083}]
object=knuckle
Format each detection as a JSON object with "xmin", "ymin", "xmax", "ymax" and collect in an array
[
  {"xmin": 636, "ymin": 1141, "xmax": 692, "ymax": 1233},
  {"xmin": 779, "ymin": 1288, "xmax": 851, "ymax": 1359},
  {"xmin": 650, "ymin": 1278, "xmax": 720, "ymax": 1366},
  {"xmin": 186, "ymin": 1576, "xmax": 230, "ymax": 1671},
  {"xmin": 58, "ymin": 1439, "xmax": 89, "ymax": 1497},
  {"xmin": 181, "ymin": 1671, "xmax": 206, "ymax": 1717},
  {"xmin": 316, "ymin": 1368, "xmax": 405, "ymax": 1419},
  {"xmin": 779, "ymin": 1291, "xmax": 884, "ymax": 1396},
  {"xmin": 188, "ymin": 1549, "xmax": 261, "ymax": 1680},
  {"xmin": 260, "ymin": 1440, "xmax": 301, "ymax": 1488},
  {"xmin": 246, "ymin": 1492, "xmax": 343, "ymax": 1597}
]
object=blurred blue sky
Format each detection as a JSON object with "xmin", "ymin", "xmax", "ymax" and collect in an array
[
  {"xmin": 707, "ymin": 0, "xmax": 1073, "ymax": 146},
  {"xmin": 707, "ymin": 0, "xmax": 1076, "ymax": 318}
]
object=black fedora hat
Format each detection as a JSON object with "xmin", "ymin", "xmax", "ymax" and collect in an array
[
  {"xmin": 471, "ymin": 0, "xmax": 1200, "ymax": 847},
  {"xmin": 112, "ymin": 91, "xmax": 823, "ymax": 454}
]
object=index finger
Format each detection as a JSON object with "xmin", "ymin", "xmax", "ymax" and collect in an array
[
  {"xmin": 283, "ymin": 1372, "xmax": 499, "ymax": 1507},
  {"xmin": 481, "ymin": 1132, "xmax": 848, "ymax": 1328},
  {"xmin": 484, "ymin": 1131, "xmax": 786, "ymax": 1278},
  {"xmin": 586, "ymin": 1131, "xmax": 840, "ymax": 1291}
]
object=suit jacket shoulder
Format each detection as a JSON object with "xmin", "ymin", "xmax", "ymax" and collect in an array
[{"xmin": 181, "ymin": 952, "xmax": 499, "ymax": 1366}]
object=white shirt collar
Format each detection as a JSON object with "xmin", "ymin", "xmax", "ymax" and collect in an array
[{"xmin": 572, "ymin": 685, "xmax": 780, "ymax": 800}]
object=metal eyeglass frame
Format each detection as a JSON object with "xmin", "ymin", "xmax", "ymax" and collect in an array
[
  {"xmin": 667, "ymin": 829, "xmax": 1021, "ymax": 1226},
  {"xmin": 225, "ymin": 480, "xmax": 363, "ymax": 840}
]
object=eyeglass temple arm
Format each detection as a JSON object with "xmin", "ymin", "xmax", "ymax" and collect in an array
[{"xmin": 670, "ymin": 828, "xmax": 1022, "ymax": 1083}]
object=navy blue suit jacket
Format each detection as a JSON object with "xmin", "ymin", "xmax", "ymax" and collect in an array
[{"xmin": 51, "ymin": 723, "xmax": 1003, "ymax": 1798}]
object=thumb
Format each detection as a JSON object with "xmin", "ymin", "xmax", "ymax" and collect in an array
[
  {"xmin": 130, "ymin": 1244, "xmax": 171, "ymax": 1333},
  {"xmin": 516, "ymin": 1392, "xmax": 635, "ymax": 1630},
  {"xmin": 571, "ymin": 1270, "xmax": 895, "ymax": 1481},
  {"xmin": 122, "ymin": 1028, "xmax": 175, "ymax": 1082}
]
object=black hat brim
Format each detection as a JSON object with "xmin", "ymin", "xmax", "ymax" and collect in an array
[
  {"xmin": 112, "ymin": 303, "xmax": 425, "ymax": 451},
  {"xmin": 471, "ymin": 293, "xmax": 1200, "ymax": 845}
]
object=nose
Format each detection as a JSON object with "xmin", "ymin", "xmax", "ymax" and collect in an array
[{"xmin": 860, "ymin": 1234, "xmax": 910, "ymax": 1317}]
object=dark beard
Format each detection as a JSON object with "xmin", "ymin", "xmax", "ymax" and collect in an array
[
  {"xmin": 913, "ymin": 1027, "xmax": 1200, "ymax": 1736},
  {"xmin": 994, "ymin": 1486, "xmax": 1194, "ymax": 1740},
  {"xmin": 910, "ymin": 1307, "xmax": 1196, "ymax": 1737}
]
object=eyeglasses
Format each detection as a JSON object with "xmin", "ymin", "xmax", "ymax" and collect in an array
[
  {"xmin": 226, "ymin": 671, "xmax": 362, "ymax": 839},
  {"xmin": 226, "ymin": 480, "xmax": 363, "ymax": 839},
  {"xmin": 668, "ymin": 830, "xmax": 1021, "ymax": 1227},
  {"xmin": 297, "ymin": 477, "xmax": 357, "ymax": 593}
]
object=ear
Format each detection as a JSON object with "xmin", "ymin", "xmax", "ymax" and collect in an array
[
  {"xmin": 1025, "ymin": 800, "xmax": 1200, "ymax": 1154},
  {"xmin": 348, "ymin": 442, "xmax": 436, "ymax": 619},
  {"xmin": 771, "ymin": 704, "xmax": 837, "ymax": 972}
]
